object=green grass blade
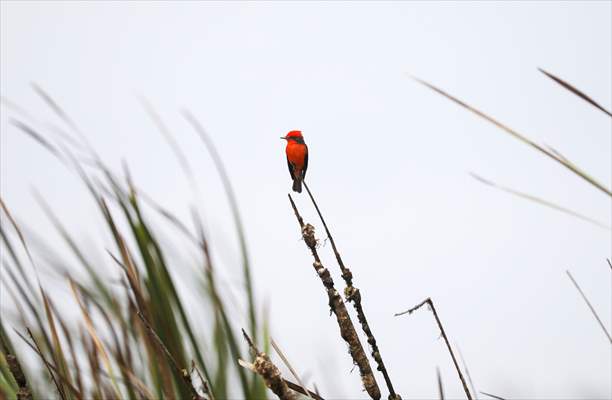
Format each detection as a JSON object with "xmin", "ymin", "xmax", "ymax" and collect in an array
[{"xmin": 183, "ymin": 111, "xmax": 258, "ymax": 346}]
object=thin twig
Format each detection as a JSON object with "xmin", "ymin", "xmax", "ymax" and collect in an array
[
  {"xmin": 302, "ymin": 182, "xmax": 398, "ymax": 399},
  {"xmin": 288, "ymin": 194, "xmax": 381, "ymax": 400},
  {"xmin": 395, "ymin": 298, "xmax": 472, "ymax": 400},
  {"xmin": 13, "ymin": 329, "xmax": 83, "ymax": 399},
  {"xmin": 139, "ymin": 97, "xmax": 194, "ymax": 179},
  {"xmin": 538, "ymin": 68, "xmax": 612, "ymax": 118},
  {"xmin": 566, "ymin": 270, "xmax": 612, "ymax": 343},
  {"xmin": 183, "ymin": 110, "xmax": 258, "ymax": 345},
  {"xmin": 136, "ymin": 311, "xmax": 205, "ymax": 399},
  {"xmin": 436, "ymin": 367, "xmax": 444, "ymax": 400},
  {"xmin": 480, "ymin": 391, "xmax": 507, "ymax": 400},
  {"xmin": 457, "ymin": 345, "xmax": 478, "ymax": 400},
  {"xmin": 26, "ymin": 328, "xmax": 67, "ymax": 400},
  {"xmin": 607, "ymin": 259, "xmax": 612, "ymax": 271}
]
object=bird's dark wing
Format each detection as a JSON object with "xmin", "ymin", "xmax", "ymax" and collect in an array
[
  {"xmin": 287, "ymin": 157, "xmax": 295, "ymax": 179},
  {"xmin": 302, "ymin": 146, "xmax": 308, "ymax": 179}
]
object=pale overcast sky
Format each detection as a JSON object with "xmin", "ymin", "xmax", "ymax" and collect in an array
[{"xmin": 1, "ymin": 1, "xmax": 611, "ymax": 399}]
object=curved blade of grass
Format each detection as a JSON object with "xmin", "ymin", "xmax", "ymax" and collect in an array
[
  {"xmin": 40, "ymin": 290, "xmax": 73, "ymax": 399},
  {"xmin": 0, "ymin": 200, "xmax": 58, "ymax": 361},
  {"xmin": 538, "ymin": 68, "xmax": 612, "ymax": 118},
  {"xmin": 69, "ymin": 280, "xmax": 122, "ymax": 397},
  {"xmin": 190, "ymin": 208, "xmax": 252, "ymax": 397},
  {"xmin": 411, "ymin": 76, "xmax": 612, "ymax": 197},
  {"xmin": 18, "ymin": 328, "xmax": 66, "ymax": 400},
  {"xmin": 54, "ymin": 311, "xmax": 84, "ymax": 396},
  {"xmin": 183, "ymin": 111, "xmax": 265, "ymax": 398},
  {"xmin": 14, "ymin": 328, "xmax": 83, "ymax": 399},
  {"xmin": 32, "ymin": 191, "xmax": 116, "ymax": 312},
  {"xmin": 470, "ymin": 173, "xmax": 610, "ymax": 230},
  {"xmin": 127, "ymin": 191, "xmax": 208, "ymax": 387},
  {"xmin": 182, "ymin": 111, "xmax": 258, "ymax": 344},
  {"xmin": 9, "ymin": 119, "xmax": 62, "ymax": 160},
  {"xmin": 139, "ymin": 98, "xmax": 193, "ymax": 180},
  {"xmin": 31, "ymin": 84, "xmax": 80, "ymax": 134},
  {"xmin": 113, "ymin": 205, "xmax": 192, "ymax": 398}
]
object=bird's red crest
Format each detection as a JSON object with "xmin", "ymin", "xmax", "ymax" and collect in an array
[{"xmin": 286, "ymin": 130, "xmax": 303, "ymax": 138}]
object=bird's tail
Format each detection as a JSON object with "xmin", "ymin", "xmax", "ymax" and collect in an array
[{"xmin": 292, "ymin": 178, "xmax": 302, "ymax": 193}]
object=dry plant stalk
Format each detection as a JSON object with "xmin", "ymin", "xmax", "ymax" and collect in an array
[
  {"xmin": 240, "ymin": 330, "xmax": 298, "ymax": 400},
  {"xmin": 303, "ymin": 182, "xmax": 399, "ymax": 399},
  {"xmin": 288, "ymin": 194, "xmax": 381, "ymax": 400},
  {"xmin": 396, "ymin": 298, "xmax": 472, "ymax": 400}
]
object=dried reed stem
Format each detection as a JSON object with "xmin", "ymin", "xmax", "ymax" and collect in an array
[
  {"xmin": 566, "ymin": 270, "xmax": 612, "ymax": 343},
  {"xmin": 302, "ymin": 182, "xmax": 398, "ymax": 399},
  {"xmin": 395, "ymin": 298, "xmax": 472, "ymax": 400},
  {"xmin": 241, "ymin": 330, "xmax": 298, "ymax": 400},
  {"xmin": 288, "ymin": 194, "xmax": 381, "ymax": 400}
]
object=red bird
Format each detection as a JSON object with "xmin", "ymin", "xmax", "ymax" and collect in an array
[{"xmin": 281, "ymin": 130, "xmax": 308, "ymax": 193}]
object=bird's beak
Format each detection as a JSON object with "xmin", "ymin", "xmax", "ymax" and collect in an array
[{"xmin": 280, "ymin": 136, "xmax": 287, "ymax": 140}]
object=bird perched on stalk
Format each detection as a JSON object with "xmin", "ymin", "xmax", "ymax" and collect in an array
[{"xmin": 281, "ymin": 130, "xmax": 308, "ymax": 193}]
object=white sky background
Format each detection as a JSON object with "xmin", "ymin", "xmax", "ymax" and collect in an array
[{"xmin": 1, "ymin": 1, "xmax": 611, "ymax": 399}]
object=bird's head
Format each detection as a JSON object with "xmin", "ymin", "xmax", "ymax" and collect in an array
[{"xmin": 280, "ymin": 130, "xmax": 305, "ymax": 144}]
